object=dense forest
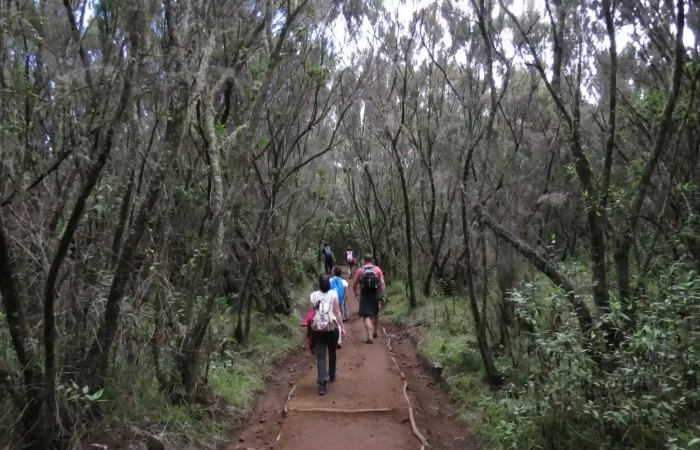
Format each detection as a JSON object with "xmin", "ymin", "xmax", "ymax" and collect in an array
[{"xmin": 1, "ymin": 0, "xmax": 700, "ymax": 448}]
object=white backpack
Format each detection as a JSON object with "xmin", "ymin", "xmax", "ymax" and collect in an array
[
  {"xmin": 311, "ymin": 292, "xmax": 336, "ymax": 332},
  {"xmin": 346, "ymin": 251, "xmax": 353, "ymax": 263}
]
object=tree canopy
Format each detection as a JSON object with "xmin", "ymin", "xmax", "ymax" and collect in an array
[{"xmin": 2, "ymin": 0, "xmax": 700, "ymax": 448}]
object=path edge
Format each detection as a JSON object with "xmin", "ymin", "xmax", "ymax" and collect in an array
[{"xmin": 380, "ymin": 319, "xmax": 486, "ymax": 450}]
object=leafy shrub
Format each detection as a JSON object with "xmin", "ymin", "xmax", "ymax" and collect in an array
[
  {"xmin": 290, "ymin": 247, "xmax": 320, "ymax": 284},
  {"xmin": 488, "ymin": 264, "xmax": 700, "ymax": 450},
  {"xmin": 386, "ymin": 262, "xmax": 700, "ymax": 450}
]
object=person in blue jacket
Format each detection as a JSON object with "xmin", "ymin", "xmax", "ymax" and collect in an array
[{"xmin": 330, "ymin": 266, "xmax": 349, "ymax": 347}]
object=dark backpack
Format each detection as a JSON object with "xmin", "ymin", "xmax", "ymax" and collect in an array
[{"xmin": 361, "ymin": 265, "xmax": 380, "ymax": 293}]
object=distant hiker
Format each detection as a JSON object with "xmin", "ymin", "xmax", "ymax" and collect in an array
[
  {"xmin": 345, "ymin": 246, "xmax": 355, "ymax": 277},
  {"xmin": 331, "ymin": 266, "xmax": 350, "ymax": 326},
  {"xmin": 309, "ymin": 273, "xmax": 345, "ymax": 395},
  {"xmin": 352, "ymin": 254, "xmax": 386, "ymax": 344},
  {"xmin": 321, "ymin": 243, "xmax": 334, "ymax": 274}
]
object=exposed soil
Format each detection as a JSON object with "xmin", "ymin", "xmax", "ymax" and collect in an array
[
  {"xmin": 216, "ymin": 341, "xmax": 315, "ymax": 450},
  {"xmin": 224, "ymin": 270, "xmax": 481, "ymax": 450},
  {"xmin": 80, "ymin": 271, "xmax": 481, "ymax": 450},
  {"xmin": 388, "ymin": 327, "xmax": 482, "ymax": 450}
]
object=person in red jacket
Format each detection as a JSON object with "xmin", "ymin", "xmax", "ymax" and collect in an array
[
  {"xmin": 352, "ymin": 254, "xmax": 386, "ymax": 344},
  {"xmin": 302, "ymin": 310, "xmax": 316, "ymax": 355}
]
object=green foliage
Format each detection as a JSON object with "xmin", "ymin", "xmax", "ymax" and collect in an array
[
  {"xmin": 133, "ymin": 379, "xmax": 228, "ymax": 436},
  {"xmin": 209, "ymin": 311, "xmax": 300, "ymax": 410},
  {"xmin": 422, "ymin": 329, "xmax": 482, "ymax": 375},
  {"xmin": 639, "ymin": 88, "xmax": 669, "ymax": 121},
  {"xmin": 60, "ymin": 382, "xmax": 105, "ymax": 404},
  {"xmin": 382, "ymin": 280, "xmax": 491, "ymax": 429},
  {"xmin": 130, "ymin": 289, "xmax": 305, "ymax": 439},
  {"xmin": 387, "ymin": 261, "xmax": 700, "ymax": 450},
  {"xmin": 485, "ymin": 262, "xmax": 700, "ymax": 450},
  {"xmin": 383, "ymin": 280, "xmax": 410, "ymax": 321},
  {"xmin": 627, "ymin": 84, "xmax": 696, "ymax": 131},
  {"xmin": 256, "ymin": 135, "xmax": 271, "ymax": 149},
  {"xmin": 208, "ymin": 370, "xmax": 261, "ymax": 412},
  {"xmin": 305, "ymin": 64, "xmax": 333, "ymax": 82},
  {"xmin": 290, "ymin": 247, "xmax": 320, "ymax": 284}
]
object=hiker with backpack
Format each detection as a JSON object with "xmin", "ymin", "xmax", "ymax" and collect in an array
[
  {"xmin": 308, "ymin": 273, "xmax": 345, "ymax": 395},
  {"xmin": 321, "ymin": 244, "xmax": 334, "ymax": 274},
  {"xmin": 331, "ymin": 266, "xmax": 350, "ymax": 326},
  {"xmin": 345, "ymin": 246, "xmax": 355, "ymax": 278},
  {"xmin": 352, "ymin": 254, "xmax": 386, "ymax": 344}
]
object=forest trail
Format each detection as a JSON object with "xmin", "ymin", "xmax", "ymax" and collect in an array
[{"xmin": 226, "ymin": 268, "xmax": 479, "ymax": 450}]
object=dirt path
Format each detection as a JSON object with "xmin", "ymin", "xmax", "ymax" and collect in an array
[{"xmin": 225, "ymin": 269, "xmax": 481, "ymax": 450}]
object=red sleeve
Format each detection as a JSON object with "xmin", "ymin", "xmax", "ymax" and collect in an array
[
  {"xmin": 353, "ymin": 267, "xmax": 363, "ymax": 288},
  {"xmin": 376, "ymin": 267, "xmax": 384, "ymax": 281}
]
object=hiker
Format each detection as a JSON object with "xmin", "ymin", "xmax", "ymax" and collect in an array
[
  {"xmin": 352, "ymin": 254, "xmax": 386, "ymax": 344},
  {"xmin": 321, "ymin": 243, "xmax": 334, "ymax": 274},
  {"xmin": 309, "ymin": 273, "xmax": 345, "ymax": 395},
  {"xmin": 345, "ymin": 246, "xmax": 355, "ymax": 277},
  {"xmin": 331, "ymin": 266, "xmax": 350, "ymax": 326}
]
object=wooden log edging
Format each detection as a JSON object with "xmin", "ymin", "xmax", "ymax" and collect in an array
[
  {"xmin": 287, "ymin": 407, "xmax": 396, "ymax": 413},
  {"xmin": 382, "ymin": 326, "xmax": 430, "ymax": 448},
  {"xmin": 283, "ymin": 383, "xmax": 297, "ymax": 417}
]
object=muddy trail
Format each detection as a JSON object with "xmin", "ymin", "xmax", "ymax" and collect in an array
[{"xmin": 225, "ymin": 269, "xmax": 480, "ymax": 450}]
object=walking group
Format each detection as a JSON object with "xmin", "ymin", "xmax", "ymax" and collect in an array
[{"xmin": 303, "ymin": 245, "xmax": 386, "ymax": 395}]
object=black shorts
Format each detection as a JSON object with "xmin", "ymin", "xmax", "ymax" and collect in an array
[{"xmin": 359, "ymin": 292, "xmax": 381, "ymax": 318}]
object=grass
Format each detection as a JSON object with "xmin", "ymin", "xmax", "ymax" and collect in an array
[
  {"xmin": 383, "ymin": 267, "xmax": 700, "ymax": 450},
  {"xmin": 133, "ymin": 380, "xmax": 229, "ymax": 436},
  {"xmin": 382, "ymin": 280, "xmax": 495, "ymax": 437},
  {"xmin": 129, "ymin": 285, "xmax": 309, "ymax": 444},
  {"xmin": 209, "ymin": 310, "xmax": 301, "ymax": 410}
]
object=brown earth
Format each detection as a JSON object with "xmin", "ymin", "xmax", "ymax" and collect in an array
[{"xmin": 224, "ymin": 270, "xmax": 481, "ymax": 450}]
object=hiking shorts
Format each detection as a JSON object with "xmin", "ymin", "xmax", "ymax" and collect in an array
[{"xmin": 359, "ymin": 292, "xmax": 381, "ymax": 318}]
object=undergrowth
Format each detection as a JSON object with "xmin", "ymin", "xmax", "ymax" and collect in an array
[
  {"xmin": 383, "ymin": 281, "xmax": 492, "ymax": 433},
  {"xmin": 128, "ymin": 287, "xmax": 306, "ymax": 444},
  {"xmin": 384, "ymin": 263, "xmax": 700, "ymax": 450}
]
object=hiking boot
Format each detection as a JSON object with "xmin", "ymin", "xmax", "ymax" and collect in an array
[
  {"xmin": 318, "ymin": 381, "xmax": 327, "ymax": 395},
  {"xmin": 337, "ymin": 343, "xmax": 342, "ymax": 349},
  {"xmin": 373, "ymin": 331, "xmax": 378, "ymax": 339},
  {"xmin": 330, "ymin": 373, "xmax": 336, "ymax": 382}
]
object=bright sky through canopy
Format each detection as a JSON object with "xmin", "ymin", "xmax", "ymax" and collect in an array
[{"xmin": 327, "ymin": 0, "xmax": 696, "ymax": 105}]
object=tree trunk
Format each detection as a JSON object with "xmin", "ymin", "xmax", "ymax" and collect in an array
[
  {"xmin": 496, "ymin": 254, "xmax": 516, "ymax": 348},
  {"xmin": 476, "ymin": 204, "xmax": 594, "ymax": 335},
  {"xmin": 42, "ymin": 22, "xmax": 143, "ymax": 443},
  {"xmin": 174, "ymin": 81, "xmax": 226, "ymax": 402},
  {"xmin": 87, "ymin": 164, "xmax": 166, "ymax": 385},
  {"xmin": 0, "ymin": 210, "xmax": 43, "ymax": 449},
  {"xmin": 109, "ymin": 169, "xmax": 135, "ymax": 269},
  {"xmin": 461, "ymin": 194, "xmax": 503, "ymax": 385},
  {"xmin": 614, "ymin": 0, "xmax": 685, "ymax": 329},
  {"xmin": 397, "ymin": 165, "xmax": 417, "ymax": 307},
  {"xmin": 423, "ymin": 204, "xmax": 450, "ymax": 296}
]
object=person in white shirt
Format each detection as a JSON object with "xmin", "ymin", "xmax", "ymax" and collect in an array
[
  {"xmin": 309, "ymin": 273, "xmax": 345, "ymax": 395},
  {"xmin": 345, "ymin": 246, "xmax": 355, "ymax": 278}
]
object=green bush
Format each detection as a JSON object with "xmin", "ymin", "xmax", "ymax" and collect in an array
[
  {"xmin": 129, "ymin": 287, "xmax": 306, "ymax": 441},
  {"xmin": 487, "ymin": 263, "xmax": 700, "ymax": 450},
  {"xmin": 386, "ymin": 265, "xmax": 700, "ymax": 450},
  {"xmin": 290, "ymin": 247, "xmax": 320, "ymax": 284}
]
